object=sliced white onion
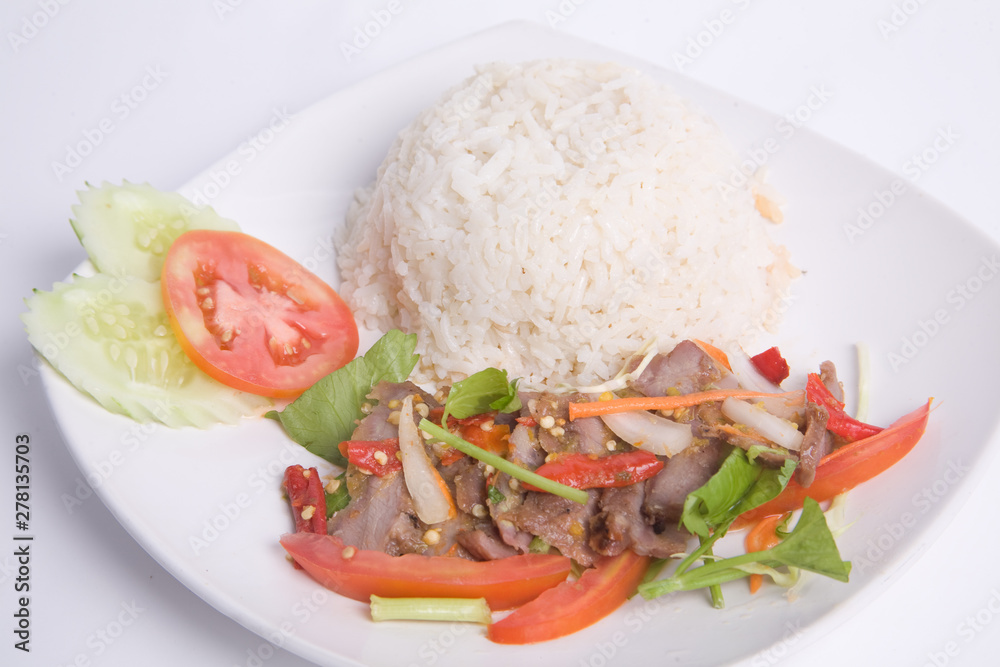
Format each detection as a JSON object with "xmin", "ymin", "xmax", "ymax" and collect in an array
[
  {"xmin": 600, "ymin": 410, "xmax": 693, "ymax": 457},
  {"xmin": 398, "ymin": 395, "xmax": 454, "ymax": 524},
  {"xmin": 721, "ymin": 396, "xmax": 804, "ymax": 451},
  {"xmin": 726, "ymin": 345, "xmax": 784, "ymax": 394},
  {"xmin": 755, "ymin": 390, "xmax": 806, "ymax": 422}
]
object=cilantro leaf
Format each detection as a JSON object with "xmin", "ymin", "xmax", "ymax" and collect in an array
[{"xmin": 267, "ymin": 330, "xmax": 419, "ymax": 466}]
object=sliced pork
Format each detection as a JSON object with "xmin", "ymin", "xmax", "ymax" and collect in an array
[
  {"xmin": 797, "ymin": 402, "xmax": 832, "ymax": 487},
  {"xmin": 590, "ymin": 483, "xmax": 689, "ymax": 559},
  {"xmin": 643, "ymin": 438, "xmax": 728, "ymax": 528},
  {"xmin": 629, "ymin": 340, "xmax": 733, "ymax": 397}
]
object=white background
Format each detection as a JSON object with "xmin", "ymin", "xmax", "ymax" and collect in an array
[{"xmin": 1, "ymin": 1, "xmax": 998, "ymax": 666}]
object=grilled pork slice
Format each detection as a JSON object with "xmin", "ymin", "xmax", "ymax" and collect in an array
[
  {"xmin": 628, "ymin": 339, "xmax": 737, "ymax": 397},
  {"xmin": 590, "ymin": 483, "xmax": 689, "ymax": 558},
  {"xmin": 497, "ymin": 490, "xmax": 603, "ymax": 567},
  {"xmin": 642, "ymin": 437, "xmax": 729, "ymax": 529},
  {"xmin": 797, "ymin": 402, "xmax": 832, "ymax": 488},
  {"xmin": 523, "ymin": 391, "xmax": 617, "ymax": 457},
  {"xmin": 327, "ymin": 470, "xmax": 425, "ymax": 556}
]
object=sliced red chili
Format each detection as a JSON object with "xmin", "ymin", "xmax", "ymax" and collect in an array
[
  {"xmin": 750, "ymin": 346, "xmax": 790, "ymax": 385},
  {"xmin": 282, "ymin": 465, "xmax": 327, "ymax": 536},
  {"xmin": 337, "ymin": 439, "xmax": 402, "ymax": 476},
  {"xmin": 806, "ymin": 373, "xmax": 883, "ymax": 442},
  {"xmin": 524, "ymin": 450, "xmax": 664, "ymax": 492}
]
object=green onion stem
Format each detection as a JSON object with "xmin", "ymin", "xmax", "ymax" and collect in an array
[
  {"xmin": 369, "ymin": 596, "xmax": 492, "ymax": 624},
  {"xmin": 418, "ymin": 419, "xmax": 589, "ymax": 504}
]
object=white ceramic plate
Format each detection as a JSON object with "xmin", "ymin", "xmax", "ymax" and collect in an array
[{"xmin": 42, "ymin": 21, "xmax": 1000, "ymax": 667}]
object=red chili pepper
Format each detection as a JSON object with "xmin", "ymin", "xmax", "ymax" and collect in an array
[
  {"xmin": 806, "ymin": 373, "xmax": 883, "ymax": 442},
  {"xmin": 524, "ymin": 450, "xmax": 664, "ymax": 492},
  {"xmin": 750, "ymin": 346, "xmax": 790, "ymax": 384},
  {"xmin": 282, "ymin": 465, "xmax": 327, "ymax": 535},
  {"xmin": 337, "ymin": 439, "xmax": 402, "ymax": 476}
]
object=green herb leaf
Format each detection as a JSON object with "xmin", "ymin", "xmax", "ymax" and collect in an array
[
  {"xmin": 267, "ymin": 330, "xmax": 419, "ymax": 466},
  {"xmin": 767, "ymin": 498, "xmax": 852, "ymax": 581},
  {"xmin": 487, "ymin": 485, "xmax": 505, "ymax": 505},
  {"xmin": 680, "ymin": 449, "xmax": 796, "ymax": 539},
  {"xmin": 324, "ymin": 472, "xmax": 350, "ymax": 516},
  {"xmin": 639, "ymin": 498, "xmax": 850, "ymax": 599},
  {"xmin": 730, "ymin": 457, "xmax": 797, "ymax": 518},
  {"xmin": 680, "ymin": 447, "xmax": 759, "ymax": 538},
  {"xmin": 441, "ymin": 368, "xmax": 521, "ymax": 425}
]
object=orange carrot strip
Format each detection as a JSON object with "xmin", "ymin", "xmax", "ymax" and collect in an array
[
  {"xmin": 568, "ymin": 390, "xmax": 799, "ymax": 421},
  {"xmin": 745, "ymin": 514, "xmax": 787, "ymax": 594},
  {"xmin": 693, "ymin": 339, "xmax": 732, "ymax": 372}
]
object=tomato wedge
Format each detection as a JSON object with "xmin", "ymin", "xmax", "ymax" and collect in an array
[
  {"xmin": 735, "ymin": 399, "xmax": 932, "ymax": 528},
  {"xmin": 279, "ymin": 533, "xmax": 571, "ymax": 611},
  {"xmin": 161, "ymin": 230, "xmax": 358, "ymax": 397},
  {"xmin": 487, "ymin": 550, "xmax": 650, "ymax": 644}
]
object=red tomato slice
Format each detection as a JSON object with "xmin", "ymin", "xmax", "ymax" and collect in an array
[
  {"xmin": 161, "ymin": 230, "xmax": 358, "ymax": 398},
  {"xmin": 279, "ymin": 532, "xmax": 572, "ymax": 611},
  {"xmin": 487, "ymin": 550, "xmax": 650, "ymax": 644},
  {"xmin": 734, "ymin": 399, "xmax": 932, "ymax": 528}
]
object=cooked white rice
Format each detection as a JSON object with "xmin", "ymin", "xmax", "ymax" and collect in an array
[{"xmin": 337, "ymin": 60, "xmax": 797, "ymax": 387}]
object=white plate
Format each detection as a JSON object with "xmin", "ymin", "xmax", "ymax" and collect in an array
[{"xmin": 42, "ymin": 21, "xmax": 1000, "ymax": 667}]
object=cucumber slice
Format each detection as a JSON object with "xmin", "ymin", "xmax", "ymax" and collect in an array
[
  {"xmin": 23, "ymin": 273, "xmax": 270, "ymax": 427},
  {"xmin": 70, "ymin": 181, "xmax": 240, "ymax": 282}
]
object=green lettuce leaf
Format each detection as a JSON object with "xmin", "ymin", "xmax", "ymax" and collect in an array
[{"xmin": 267, "ymin": 329, "xmax": 419, "ymax": 466}]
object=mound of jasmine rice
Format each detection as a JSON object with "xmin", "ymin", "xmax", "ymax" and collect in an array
[{"xmin": 337, "ymin": 60, "xmax": 797, "ymax": 386}]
